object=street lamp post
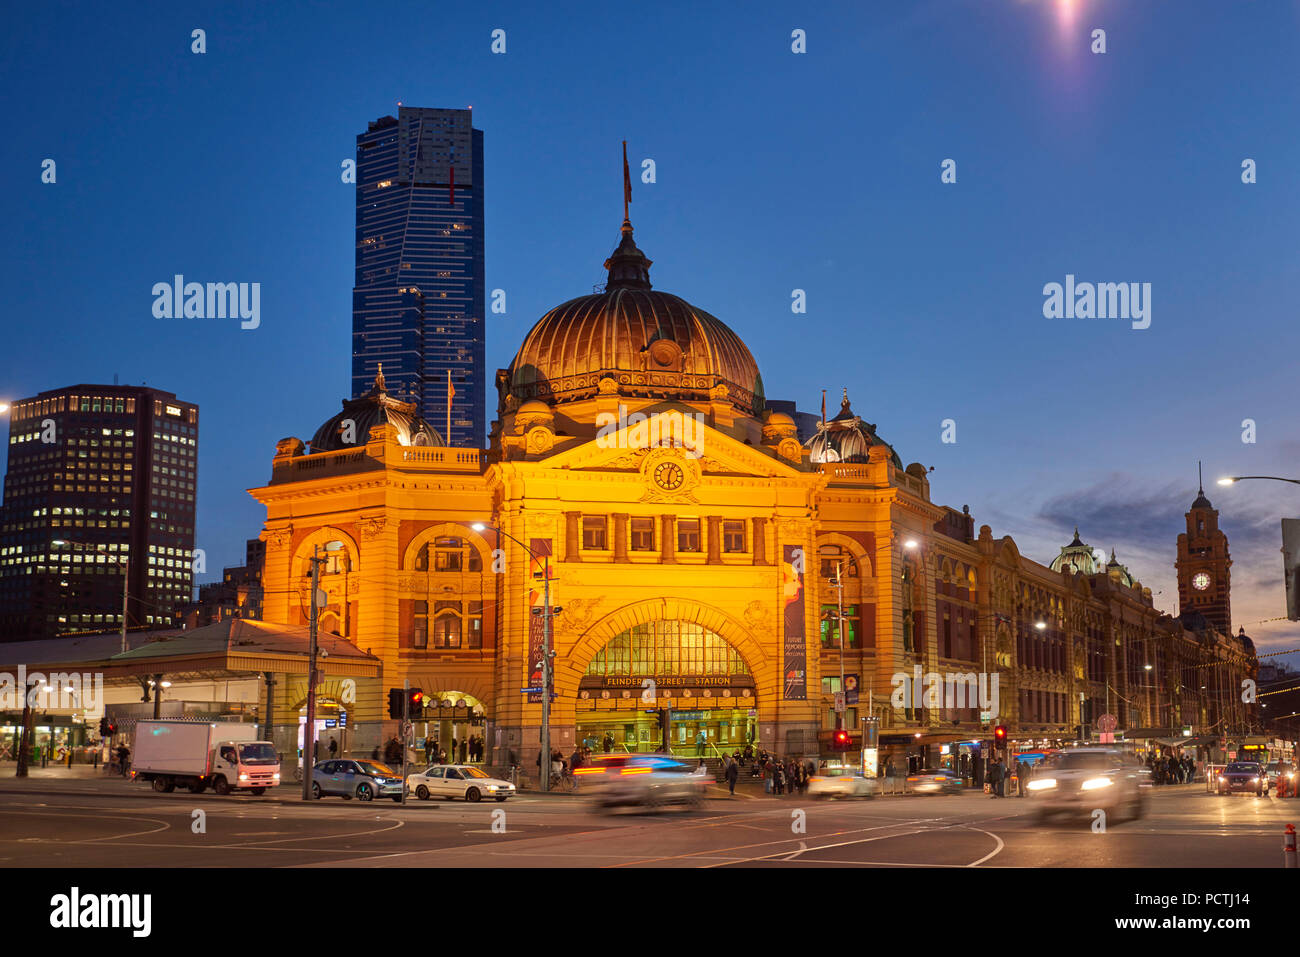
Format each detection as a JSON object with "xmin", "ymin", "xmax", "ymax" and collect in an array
[
  {"xmin": 473, "ymin": 522, "xmax": 556, "ymax": 792},
  {"xmin": 301, "ymin": 541, "xmax": 342, "ymax": 801},
  {"xmin": 1218, "ymin": 476, "xmax": 1300, "ymax": 487}
]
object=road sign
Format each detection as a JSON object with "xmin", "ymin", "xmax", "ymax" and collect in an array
[
  {"xmin": 833, "ymin": 692, "xmax": 846, "ymax": 713},
  {"xmin": 520, "ymin": 687, "xmax": 542, "ymax": 694},
  {"xmin": 1097, "ymin": 713, "xmax": 1118, "ymax": 733}
]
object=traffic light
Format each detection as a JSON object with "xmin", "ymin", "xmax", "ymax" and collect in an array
[
  {"xmin": 409, "ymin": 689, "xmax": 424, "ymax": 713},
  {"xmin": 98, "ymin": 716, "xmax": 109, "ymax": 737},
  {"xmin": 993, "ymin": 725, "xmax": 1007, "ymax": 747},
  {"xmin": 387, "ymin": 688, "xmax": 405, "ymax": 719},
  {"xmin": 832, "ymin": 728, "xmax": 852, "ymax": 751}
]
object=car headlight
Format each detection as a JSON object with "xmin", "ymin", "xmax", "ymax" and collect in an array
[
  {"xmin": 1026, "ymin": 778, "xmax": 1056, "ymax": 791},
  {"xmin": 272, "ymin": 772, "xmax": 280, "ymax": 780},
  {"xmin": 1219, "ymin": 775, "xmax": 1227, "ymax": 782},
  {"xmin": 487, "ymin": 785, "xmax": 498, "ymax": 791},
  {"xmin": 1081, "ymin": 777, "xmax": 1113, "ymax": 791},
  {"xmin": 239, "ymin": 773, "xmax": 249, "ymax": 781},
  {"xmin": 1252, "ymin": 777, "xmax": 1259, "ymax": 784}
]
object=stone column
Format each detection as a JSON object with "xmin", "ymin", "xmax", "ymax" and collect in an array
[
  {"xmin": 660, "ymin": 516, "xmax": 676, "ymax": 563},
  {"xmin": 564, "ymin": 511, "xmax": 581, "ymax": 562},
  {"xmin": 612, "ymin": 513, "xmax": 629, "ymax": 562},
  {"xmin": 751, "ymin": 517, "xmax": 768, "ymax": 565},
  {"xmin": 707, "ymin": 517, "xmax": 722, "ymax": 564}
]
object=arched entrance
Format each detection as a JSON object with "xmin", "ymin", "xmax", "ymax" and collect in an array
[
  {"xmin": 574, "ymin": 620, "xmax": 757, "ymax": 755},
  {"xmin": 411, "ymin": 692, "xmax": 487, "ymax": 764}
]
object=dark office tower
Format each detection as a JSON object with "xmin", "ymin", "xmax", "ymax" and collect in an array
[
  {"xmin": 351, "ymin": 106, "xmax": 485, "ymax": 448},
  {"xmin": 0, "ymin": 385, "xmax": 199, "ymax": 641}
]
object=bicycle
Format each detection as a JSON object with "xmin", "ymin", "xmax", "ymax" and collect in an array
[{"xmin": 549, "ymin": 768, "xmax": 577, "ymax": 791}]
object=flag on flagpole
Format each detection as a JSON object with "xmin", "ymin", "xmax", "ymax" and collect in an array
[{"xmin": 622, "ymin": 140, "xmax": 632, "ymax": 221}]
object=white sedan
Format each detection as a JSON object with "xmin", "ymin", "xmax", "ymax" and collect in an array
[
  {"xmin": 808, "ymin": 770, "xmax": 873, "ymax": 799},
  {"xmin": 407, "ymin": 765, "xmax": 516, "ymax": 802}
]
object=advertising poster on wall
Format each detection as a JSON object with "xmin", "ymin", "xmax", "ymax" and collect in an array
[{"xmin": 782, "ymin": 543, "xmax": 806, "ymax": 699}]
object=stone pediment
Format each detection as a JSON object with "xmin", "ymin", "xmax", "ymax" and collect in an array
[{"xmin": 534, "ymin": 415, "xmax": 803, "ymax": 481}]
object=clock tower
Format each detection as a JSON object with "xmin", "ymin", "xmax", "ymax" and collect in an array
[{"xmin": 1175, "ymin": 479, "xmax": 1232, "ymax": 633}]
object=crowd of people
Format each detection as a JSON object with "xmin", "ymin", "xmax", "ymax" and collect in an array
[{"xmin": 1145, "ymin": 751, "xmax": 1195, "ymax": 785}]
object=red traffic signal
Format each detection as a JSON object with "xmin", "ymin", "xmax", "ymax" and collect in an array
[
  {"xmin": 993, "ymin": 725, "xmax": 1007, "ymax": 743},
  {"xmin": 832, "ymin": 728, "xmax": 852, "ymax": 751},
  {"xmin": 410, "ymin": 689, "xmax": 424, "ymax": 709}
]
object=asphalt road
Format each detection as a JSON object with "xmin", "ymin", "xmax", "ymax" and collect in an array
[{"xmin": 0, "ymin": 779, "xmax": 1295, "ymax": 868}]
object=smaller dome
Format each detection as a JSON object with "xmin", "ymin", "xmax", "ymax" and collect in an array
[
  {"xmin": 1050, "ymin": 527, "xmax": 1100, "ymax": 576},
  {"xmin": 762, "ymin": 411, "xmax": 798, "ymax": 444},
  {"xmin": 310, "ymin": 366, "xmax": 444, "ymax": 452},
  {"xmin": 807, "ymin": 389, "xmax": 902, "ymax": 467},
  {"xmin": 1105, "ymin": 549, "xmax": 1138, "ymax": 588}
]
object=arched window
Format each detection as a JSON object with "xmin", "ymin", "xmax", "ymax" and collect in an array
[
  {"xmin": 584, "ymin": 621, "xmax": 750, "ymax": 678},
  {"xmin": 415, "ymin": 536, "xmax": 483, "ymax": 572}
]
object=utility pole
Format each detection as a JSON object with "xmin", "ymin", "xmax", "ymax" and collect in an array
[
  {"xmin": 540, "ymin": 553, "xmax": 553, "ymax": 792},
  {"xmin": 301, "ymin": 542, "xmax": 339, "ymax": 799},
  {"xmin": 401, "ymin": 678, "xmax": 410, "ymax": 806}
]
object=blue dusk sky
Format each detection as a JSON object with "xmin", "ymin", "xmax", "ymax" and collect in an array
[{"xmin": 2, "ymin": 0, "xmax": 1298, "ymax": 658}]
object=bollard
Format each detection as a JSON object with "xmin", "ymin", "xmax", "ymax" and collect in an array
[{"xmin": 1285, "ymin": 824, "xmax": 1296, "ymax": 868}]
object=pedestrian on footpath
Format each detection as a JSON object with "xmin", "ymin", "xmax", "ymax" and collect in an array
[
  {"xmin": 725, "ymin": 755, "xmax": 739, "ymax": 795},
  {"xmin": 988, "ymin": 758, "xmax": 1002, "ymax": 798}
]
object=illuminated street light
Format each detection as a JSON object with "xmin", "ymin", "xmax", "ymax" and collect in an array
[{"xmin": 1218, "ymin": 475, "xmax": 1300, "ymax": 487}]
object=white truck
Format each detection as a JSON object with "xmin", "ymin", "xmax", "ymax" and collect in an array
[{"xmin": 132, "ymin": 720, "xmax": 280, "ymax": 795}]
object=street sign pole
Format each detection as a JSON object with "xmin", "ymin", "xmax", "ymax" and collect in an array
[{"xmin": 402, "ymin": 678, "xmax": 409, "ymax": 807}]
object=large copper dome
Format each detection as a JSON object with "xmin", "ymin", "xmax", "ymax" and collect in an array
[{"xmin": 503, "ymin": 222, "xmax": 764, "ymax": 417}]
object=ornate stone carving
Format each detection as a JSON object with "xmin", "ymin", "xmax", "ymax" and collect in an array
[
  {"xmin": 357, "ymin": 515, "xmax": 387, "ymax": 541},
  {"xmin": 597, "ymin": 376, "xmax": 619, "ymax": 395},
  {"xmin": 742, "ymin": 600, "xmax": 767, "ymax": 634},
  {"xmin": 264, "ymin": 525, "xmax": 293, "ymax": 549},
  {"xmin": 777, "ymin": 437, "xmax": 802, "ymax": 463},
  {"xmin": 559, "ymin": 597, "xmax": 600, "ymax": 635},
  {"xmin": 525, "ymin": 426, "xmax": 555, "ymax": 455}
]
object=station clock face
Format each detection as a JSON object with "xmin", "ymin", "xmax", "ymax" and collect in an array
[
  {"xmin": 1192, "ymin": 571, "xmax": 1211, "ymax": 591},
  {"xmin": 653, "ymin": 461, "xmax": 685, "ymax": 491}
]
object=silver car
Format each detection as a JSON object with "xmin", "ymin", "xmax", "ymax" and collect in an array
[
  {"xmin": 588, "ymin": 754, "xmax": 707, "ymax": 812},
  {"xmin": 906, "ymin": 768, "xmax": 964, "ymax": 795},
  {"xmin": 1026, "ymin": 748, "xmax": 1148, "ymax": 822},
  {"xmin": 311, "ymin": 759, "xmax": 404, "ymax": 802}
]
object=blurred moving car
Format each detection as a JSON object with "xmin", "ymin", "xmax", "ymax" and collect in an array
[
  {"xmin": 1025, "ymin": 747, "xmax": 1147, "ymax": 822},
  {"xmin": 1216, "ymin": 762, "xmax": 1265, "ymax": 796},
  {"xmin": 808, "ymin": 768, "xmax": 872, "ymax": 799},
  {"xmin": 906, "ymin": 769, "xmax": 964, "ymax": 795},
  {"xmin": 407, "ymin": 764, "xmax": 516, "ymax": 802},
  {"xmin": 587, "ymin": 754, "xmax": 706, "ymax": 812},
  {"xmin": 311, "ymin": 759, "xmax": 404, "ymax": 802}
]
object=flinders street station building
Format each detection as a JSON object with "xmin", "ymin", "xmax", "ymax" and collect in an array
[
  {"xmin": 3, "ymin": 213, "xmax": 1257, "ymax": 774},
  {"xmin": 237, "ymin": 214, "xmax": 1258, "ymax": 770}
]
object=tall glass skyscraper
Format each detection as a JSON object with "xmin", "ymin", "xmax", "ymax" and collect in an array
[{"xmin": 351, "ymin": 107, "xmax": 485, "ymax": 448}]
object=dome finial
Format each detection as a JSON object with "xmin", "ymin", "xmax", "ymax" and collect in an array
[
  {"xmin": 604, "ymin": 144, "xmax": 653, "ymax": 291},
  {"xmin": 841, "ymin": 387, "xmax": 850, "ymax": 409},
  {"xmin": 374, "ymin": 363, "xmax": 386, "ymax": 393}
]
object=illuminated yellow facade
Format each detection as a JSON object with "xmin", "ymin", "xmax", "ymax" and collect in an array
[{"xmin": 249, "ymin": 217, "xmax": 1256, "ymax": 769}]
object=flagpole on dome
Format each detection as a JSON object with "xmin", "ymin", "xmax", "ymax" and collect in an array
[
  {"xmin": 622, "ymin": 140, "xmax": 632, "ymax": 230},
  {"xmin": 446, "ymin": 369, "xmax": 454, "ymax": 445}
]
